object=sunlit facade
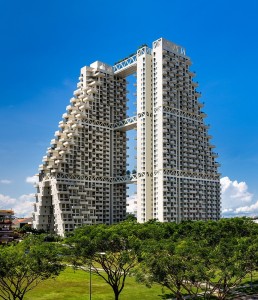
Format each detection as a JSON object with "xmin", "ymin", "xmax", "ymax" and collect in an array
[{"xmin": 33, "ymin": 38, "xmax": 220, "ymax": 236}]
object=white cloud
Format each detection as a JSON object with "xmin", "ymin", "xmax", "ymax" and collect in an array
[
  {"xmin": 26, "ymin": 176, "xmax": 38, "ymax": 184},
  {"xmin": 0, "ymin": 193, "xmax": 34, "ymax": 217},
  {"xmin": 0, "ymin": 179, "xmax": 11, "ymax": 184},
  {"xmin": 0, "ymin": 194, "xmax": 16, "ymax": 206},
  {"xmin": 221, "ymin": 176, "xmax": 253, "ymax": 211},
  {"xmin": 221, "ymin": 176, "xmax": 258, "ymax": 217},
  {"xmin": 14, "ymin": 194, "xmax": 35, "ymax": 217},
  {"xmin": 127, "ymin": 194, "xmax": 137, "ymax": 215},
  {"xmin": 19, "ymin": 194, "xmax": 35, "ymax": 201},
  {"xmin": 235, "ymin": 201, "xmax": 258, "ymax": 214}
]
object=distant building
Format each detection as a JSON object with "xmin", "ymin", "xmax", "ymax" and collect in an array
[
  {"xmin": 0, "ymin": 210, "xmax": 14, "ymax": 243},
  {"xmin": 33, "ymin": 37, "xmax": 220, "ymax": 236},
  {"xmin": 12, "ymin": 217, "xmax": 33, "ymax": 229}
]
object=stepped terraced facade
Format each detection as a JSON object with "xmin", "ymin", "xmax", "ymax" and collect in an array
[{"xmin": 33, "ymin": 38, "xmax": 221, "ymax": 236}]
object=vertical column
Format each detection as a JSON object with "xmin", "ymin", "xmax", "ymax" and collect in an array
[
  {"xmin": 152, "ymin": 41, "xmax": 164, "ymax": 221},
  {"xmin": 136, "ymin": 48, "xmax": 153, "ymax": 222}
]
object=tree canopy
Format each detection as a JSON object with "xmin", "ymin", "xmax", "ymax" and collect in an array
[
  {"xmin": 0, "ymin": 235, "xmax": 65, "ymax": 300},
  {"xmin": 3, "ymin": 217, "xmax": 258, "ymax": 300},
  {"xmin": 66, "ymin": 222, "xmax": 140, "ymax": 300},
  {"xmin": 64, "ymin": 218, "xmax": 258, "ymax": 299}
]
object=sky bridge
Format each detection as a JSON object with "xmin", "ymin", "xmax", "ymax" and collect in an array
[
  {"xmin": 113, "ymin": 174, "xmax": 137, "ymax": 184},
  {"xmin": 113, "ymin": 46, "xmax": 152, "ymax": 77},
  {"xmin": 113, "ymin": 116, "xmax": 137, "ymax": 131}
]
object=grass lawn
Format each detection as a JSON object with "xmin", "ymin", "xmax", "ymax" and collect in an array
[
  {"xmin": 10, "ymin": 268, "xmax": 258, "ymax": 299},
  {"xmin": 23, "ymin": 268, "xmax": 168, "ymax": 300}
]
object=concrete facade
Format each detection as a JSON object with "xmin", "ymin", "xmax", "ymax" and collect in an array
[{"xmin": 33, "ymin": 38, "xmax": 220, "ymax": 236}]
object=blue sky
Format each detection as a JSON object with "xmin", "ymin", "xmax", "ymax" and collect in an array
[{"xmin": 0, "ymin": 0, "xmax": 258, "ymax": 217}]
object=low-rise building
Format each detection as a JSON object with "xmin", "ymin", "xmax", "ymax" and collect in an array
[
  {"xmin": 12, "ymin": 217, "xmax": 33, "ymax": 230},
  {"xmin": 0, "ymin": 210, "xmax": 14, "ymax": 243}
]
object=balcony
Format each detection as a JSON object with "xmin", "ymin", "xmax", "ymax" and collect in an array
[
  {"xmin": 42, "ymin": 155, "xmax": 49, "ymax": 162},
  {"xmin": 58, "ymin": 120, "xmax": 65, "ymax": 126},
  {"xmin": 188, "ymin": 71, "xmax": 196, "ymax": 77},
  {"xmin": 84, "ymin": 95, "xmax": 94, "ymax": 101},
  {"xmin": 73, "ymin": 89, "xmax": 81, "ymax": 96},
  {"xmin": 68, "ymin": 186, "xmax": 79, "ymax": 190},
  {"xmin": 70, "ymin": 196, "xmax": 81, "ymax": 200},
  {"xmin": 200, "ymin": 112, "xmax": 207, "ymax": 118},
  {"xmin": 71, "ymin": 205, "xmax": 82, "ymax": 209},
  {"xmin": 70, "ymin": 97, "xmax": 77, "ymax": 104},
  {"xmin": 54, "ymin": 131, "xmax": 61, "ymax": 137},
  {"xmin": 88, "ymin": 81, "xmax": 97, "ymax": 87},
  {"xmin": 63, "ymin": 141, "xmax": 69, "ymax": 147},
  {"xmin": 87, "ymin": 88, "xmax": 97, "ymax": 94}
]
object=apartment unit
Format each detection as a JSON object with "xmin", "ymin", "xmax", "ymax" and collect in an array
[{"xmin": 33, "ymin": 38, "xmax": 220, "ymax": 236}]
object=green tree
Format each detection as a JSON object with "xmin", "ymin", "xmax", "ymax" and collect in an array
[
  {"xmin": 124, "ymin": 213, "xmax": 137, "ymax": 222},
  {"xmin": 66, "ymin": 223, "xmax": 139, "ymax": 300},
  {"xmin": 0, "ymin": 236, "xmax": 65, "ymax": 300},
  {"xmin": 17, "ymin": 225, "xmax": 47, "ymax": 235},
  {"xmin": 206, "ymin": 236, "xmax": 258, "ymax": 299},
  {"xmin": 136, "ymin": 219, "xmax": 258, "ymax": 299},
  {"xmin": 244, "ymin": 237, "xmax": 258, "ymax": 289},
  {"xmin": 64, "ymin": 218, "xmax": 258, "ymax": 300},
  {"xmin": 136, "ymin": 238, "xmax": 211, "ymax": 299}
]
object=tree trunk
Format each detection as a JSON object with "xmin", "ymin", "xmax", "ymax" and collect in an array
[
  {"xmin": 113, "ymin": 286, "xmax": 120, "ymax": 300},
  {"xmin": 114, "ymin": 292, "xmax": 119, "ymax": 300},
  {"xmin": 176, "ymin": 291, "xmax": 183, "ymax": 300}
]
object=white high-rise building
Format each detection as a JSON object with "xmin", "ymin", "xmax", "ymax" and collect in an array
[{"xmin": 33, "ymin": 38, "xmax": 220, "ymax": 236}]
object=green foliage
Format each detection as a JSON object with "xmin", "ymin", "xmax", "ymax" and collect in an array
[
  {"xmin": 66, "ymin": 223, "xmax": 141, "ymax": 300},
  {"xmin": 65, "ymin": 219, "xmax": 258, "ymax": 299},
  {"xmin": 206, "ymin": 236, "xmax": 258, "ymax": 299},
  {"xmin": 0, "ymin": 236, "xmax": 65, "ymax": 300},
  {"xmin": 2, "ymin": 218, "xmax": 258, "ymax": 299},
  {"xmin": 17, "ymin": 225, "xmax": 47, "ymax": 235},
  {"xmin": 133, "ymin": 218, "xmax": 258, "ymax": 299},
  {"xmin": 124, "ymin": 214, "xmax": 137, "ymax": 222}
]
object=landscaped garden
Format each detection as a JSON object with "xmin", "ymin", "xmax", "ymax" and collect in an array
[
  {"xmin": 1, "ymin": 217, "xmax": 258, "ymax": 300},
  {"xmin": 23, "ymin": 267, "xmax": 169, "ymax": 300}
]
